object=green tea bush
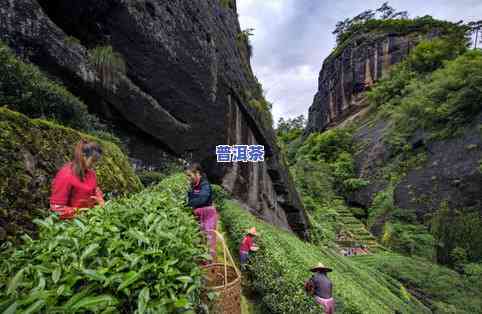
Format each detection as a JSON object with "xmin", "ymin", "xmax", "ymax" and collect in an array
[
  {"xmin": 0, "ymin": 42, "xmax": 101, "ymax": 132},
  {"xmin": 0, "ymin": 174, "xmax": 205, "ymax": 313},
  {"xmin": 219, "ymin": 199, "xmax": 430, "ymax": 314},
  {"xmin": 137, "ymin": 171, "xmax": 165, "ymax": 187}
]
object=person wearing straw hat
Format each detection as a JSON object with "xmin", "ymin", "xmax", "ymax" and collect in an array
[
  {"xmin": 307, "ymin": 262, "xmax": 335, "ymax": 313},
  {"xmin": 239, "ymin": 227, "xmax": 259, "ymax": 270}
]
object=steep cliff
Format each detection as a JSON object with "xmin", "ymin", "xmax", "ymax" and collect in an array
[
  {"xmin": 306, "ymin": 33, "xmax": 416, "ymax": 133},
  {"xmin": 0, "ymin": 0, "xmax": 309, "ymax": 236}
]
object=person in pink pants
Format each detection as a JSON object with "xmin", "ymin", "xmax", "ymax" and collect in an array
[{"xmin": 185, "ymin": 162, "xmax": 219, "ymax": 262}]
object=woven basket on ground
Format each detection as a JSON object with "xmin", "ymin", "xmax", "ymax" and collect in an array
[{"xmin": 201, "ymin": 230, "xmax": 241, "ymax": 314}]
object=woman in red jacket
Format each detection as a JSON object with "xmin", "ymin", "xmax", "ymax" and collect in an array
[{"xmin": 50, "ymin": 140, "xmax": 105, "ymax": 219}]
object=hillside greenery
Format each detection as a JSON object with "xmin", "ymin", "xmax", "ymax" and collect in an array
[
  {"xmin": 0, "ymin": 174, "xmax": 206, "ymax": 313},
  {"xmin": 0, "ymin": 42, "xmax": 102, "ymax": 133},
  {"xmin": 297, "ymin": 128, "xmax": 369, "ymax": 196},
  {"xmin": 369, "ymin": 46, "xmax": 482, "ymax": 153},
  {"xmin": 243, "ymin": 77, "xmax": 274, "ymax": 128},
  {"xmin": 275, "ymin": 115, "xmax": 306, "ymax": 165}
]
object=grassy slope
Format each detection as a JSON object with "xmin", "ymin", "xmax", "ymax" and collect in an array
[
  {"xmin": 220, "ymin": 198, "xmax": 430, "ymax": 314},
  {"xmin": 353, "ymin": 253, "xmax": 482, "ymax": 313}
]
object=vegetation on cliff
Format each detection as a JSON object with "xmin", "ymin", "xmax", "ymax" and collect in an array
[
  {"xmin": 360, "ymin": 40, "xmax": 482, "ymax": 265},
  {"xmin": 89, "ymin": 46, "xmax": 126, "ymax": 88},
  {"xmin": 331, "ymin": 3, "xmax": 468, "ymax": 58},
  {"xmin": 371, "ymin": 48, "xmax": 482, "ymax": 151},
  {"xmin": 0, "ymin": 42, "xmax": 101, "ymax": 133}
]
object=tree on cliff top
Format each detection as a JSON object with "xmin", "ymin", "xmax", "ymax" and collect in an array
[
  {"xmin": 468, "ymin": 20, "xmax": 482, "ymax": 48},
  {"xmin": 332, "ymin": 2, "xmax": 408, "ymax": 44}
]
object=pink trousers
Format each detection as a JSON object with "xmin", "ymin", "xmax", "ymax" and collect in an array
[
  {"xmin": 315, "ymin": 296, "xmax": 335, "ymax": 314},
  {"xmin": 194, "ymin": 206, "xmax": 219, "ymax": 261}
]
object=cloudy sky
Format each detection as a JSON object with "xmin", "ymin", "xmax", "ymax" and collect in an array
[{"xmin": 237, "ymin": 0, "xmax": 482, "ymax": 124}]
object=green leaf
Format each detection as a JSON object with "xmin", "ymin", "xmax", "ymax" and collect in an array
[
  {"xmin": 81, "ymin": 243, "xmax": 100, "ymax": 261},
  {"xmin": 62, "ymin": 284, "xmax": 96, "ymax": 309},
  {"xmin": 137, "ymin": 287, "xmax": 150, "ymax": 314},
  {"xmin": 174, "ymin": 297, "xmax": 189, "ymax": 308},
  {"xmin": 56, "ymin": 285, "xmax": 66, "ymax": 296},
  {"xmin": 71, "ymin": 295, "xmax": 118, "ymax": 311},
  {"xmin": 176, "ymin": 276, "xmax": 193, "ymax": 284},
  {"xmin": 3, "ymin": 302, "xmax": 18, "ymax": 314},
  {"xmin": 128, "ymin": 229, "xmax": 150, "ymax": 245},
  {"xmin": 7, "ymin": 267, "xmax": 27, "ymax": 295},
  {"xmin": 117, "ymin": 271, "xmax": 142, "ymax": 291},
  {"xmin": 82, "ymin": 269, "xmax": 107, "ymax": 282},
  {"xmin": 31, "ymin": 271, "xmax": 46, "ymax": 293},
  {"xmin": 21, "ymin": 300, "xmax": 45, "ymax": 314},
  {"xmin": 52, "ymin": 267, "xmax": 61, "ymax": 284}
]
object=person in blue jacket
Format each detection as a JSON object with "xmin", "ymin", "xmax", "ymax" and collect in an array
[{"xmin": 185, "ymin": 162, "xmax": 219, "ymax": 262}]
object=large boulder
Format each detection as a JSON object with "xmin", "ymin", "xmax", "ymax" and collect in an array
[{"xmin": 0, "ymin": 0, "xmax": 309, "ymax": 237}]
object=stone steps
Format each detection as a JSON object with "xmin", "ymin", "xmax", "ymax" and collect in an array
[{"xmin": 332, "ymin": 207, "xmax": 381, "ymax": 251}]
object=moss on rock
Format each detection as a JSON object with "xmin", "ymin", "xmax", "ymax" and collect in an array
[{"xmin": 0, "ymin": 107, "xmax": 142, "ymax": 242}]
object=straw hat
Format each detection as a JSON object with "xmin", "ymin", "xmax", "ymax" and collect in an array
[
  {"xmin": 310, "ymin": 262, "xmax": 332, "ymax": 273},
  {"xmin": 247, "ymin": 227, "xmax": 258, "ymax": 236}
]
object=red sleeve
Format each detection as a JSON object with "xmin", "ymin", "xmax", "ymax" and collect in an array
[
  {"xmin": 50, "ymin": 204, "xmax": 76, "ymax": 220},
  {"xmin": 50, "ymin": 165, "xmax": 72, "ymax": 206}
]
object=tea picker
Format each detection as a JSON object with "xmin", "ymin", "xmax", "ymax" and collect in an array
[
  {"xmin": 239, "ymin": 227, "xmax": 259, "ymax": 270},
  {"xmin": 305, "ymin": 262, "xmax": 335, "ymax": 314}
]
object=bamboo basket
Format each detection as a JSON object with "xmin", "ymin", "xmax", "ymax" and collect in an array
[{"xmin": 201, "ymin": 230, "xmax": 241, "ymax": 314}]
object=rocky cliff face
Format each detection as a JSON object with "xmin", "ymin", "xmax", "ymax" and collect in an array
[
  {"xmin": 306, "ymin": 32, "xmax": 424, "ymax": 133},
  {"xmin": 349, "ymin": 113, "xmax": 482, "ymax": 238},
  {"xmin": 0, "ymin": 0, "xmax": 309, "ymax": 237}
]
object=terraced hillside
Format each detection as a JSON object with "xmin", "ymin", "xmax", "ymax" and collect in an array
[{"xmin": 218, "ymin": 197, "xmax": 431, "ymax": 313}]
